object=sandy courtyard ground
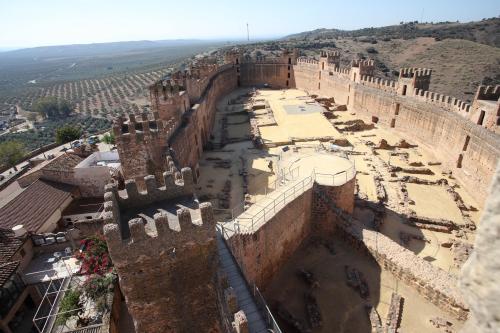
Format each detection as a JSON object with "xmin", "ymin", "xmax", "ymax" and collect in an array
[{"xmin": 264, "ymin": 236, "xmax": 464, "ymax": 333}]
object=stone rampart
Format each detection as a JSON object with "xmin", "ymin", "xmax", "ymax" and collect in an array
[
  {"xmin": 102, "ymin": 166, "xmax": 221, "ymax": 332},
  {"xmin": 227, "ymin": 187, "xmax": 313, "ymax": 288}
]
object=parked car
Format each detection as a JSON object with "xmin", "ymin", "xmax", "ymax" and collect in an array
[{"xmin": 71, "ymin": 140, "xmax": 82, "ymax": 148}]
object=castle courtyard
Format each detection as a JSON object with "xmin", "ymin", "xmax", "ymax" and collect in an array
[{"xmin": 195, "ymin": 86, "xmax": 483, "ymax": 331}]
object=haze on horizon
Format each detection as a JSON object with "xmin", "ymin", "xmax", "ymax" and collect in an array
[{"xmin": 0, "ymin": 0, "xmax": 499, "ymax": 49}]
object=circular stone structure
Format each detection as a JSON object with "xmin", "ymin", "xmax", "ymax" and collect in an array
[{"xmin": 280, "ymin": 150, "xmax": 356, "ymax": 186}]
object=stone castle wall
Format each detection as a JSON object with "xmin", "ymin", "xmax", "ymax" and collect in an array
[
  {"xmin": 311, "ymin": 182, "xmax": 469, "ymax": 321},
  {"xmin": 169, "ymin": 65, "xmax": 237, "ymax": 172},
  {"xmin": 227, "ymin": 187, "xmax": 313, "ymax": 288},
  {"xmin": 289, "ymin": 61, "xmax": 500, "ymax": 204},
  {"xmin": 336, "ymin": 221, "xmax": 469, "ymax": 320},
  {"xmin": 102, "ymin": 169, "xmax": 222, "ymax": 332},
  {"xmin": 311, "ymin": 179, "xmax": 356, "ymax": 236},
  {"xmin": 239, "ymin": 63, "xmax": 293, "ymax": 88}
]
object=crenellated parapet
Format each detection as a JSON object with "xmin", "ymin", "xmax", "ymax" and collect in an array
[
  {"xmin": 149, "ymin": 76, "xmax": 186, "ymax": 101},
  {"xmin": 474, "ymin": 85, "xmax": 500, "ymax": 101},
  {"xmin": 113, "ymin": 113, "xmax": 181, "ymax": 187},
  {"xmin": 101, "ymin": 166, "xmax": 220, "ymax": 332},
  {"xmin": 399, "ymin": 67, "xmax": 432, "ymax": 79},
  {"xmin": 471, "ymin": 85, "xmax": 500, "ymax": 131},
  {"xmin": 413, "ymin": 88, "xmax": 471, "ymax": 114},
  {"xmin": 112, "ymin": 111, "xmax": 178, "ymax": 140},
  {"xmin": 360, "ymin": 75, "xmax": 397, "ymax": 92},
  {"xmin": 398, "ymin": 67, "xmax": 432, "ymax": 95},
  {"xmin": 320, "ymin": 50, "xmax": 341, "ymax": 68},
  {"xmin": 103, "ymin": 201, "xmax": 215, "ymax": 259},
  {"xmin": 351, "ymin": 59, "xmax": 375, "ymax": 82},
  {"xmin": 297, "ymin": 57, "xmax": 320, "ymax": 66},
  {"xmin": 113, "ymin": 166, "xmax": 194, "ymax": 210}
]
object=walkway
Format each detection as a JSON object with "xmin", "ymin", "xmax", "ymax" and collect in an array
[{"xmin": 216, "ymin": 231, "xmax": 268, "ymax": 333}]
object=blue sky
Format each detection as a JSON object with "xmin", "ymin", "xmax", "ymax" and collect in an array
[{"xmin": 0, "ymin": 0, "xmax": 498, "ymax": 48}]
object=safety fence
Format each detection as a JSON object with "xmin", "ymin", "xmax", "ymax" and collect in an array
[{"xmin": 220, "ymin": 165, "xmax": 356, "ymax": 235}]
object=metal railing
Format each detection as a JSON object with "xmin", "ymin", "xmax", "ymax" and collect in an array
[
  {"xmin": 232, "ymin": 173, "xmax": 315, "ymax": 233},
  {"xmin": 216, "ymin": 226, "xmax": 282, "ymax": 333},
  {"xmin": 222, "ymin": 164, "xmax": 356, "ymax": 235},
  {"xmin": 314, "ymin": 165, "xmax": 356, "ymax": 186},
  {"xmin": 214, "ymin": 166, "xmax": 301, "ymax": 222},
  {"xmin": 253, "ymin": 285, "xmax": 282, "ymax": 333}
]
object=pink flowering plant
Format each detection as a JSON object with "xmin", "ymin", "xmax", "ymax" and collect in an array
[{"xmin": 75, "ymin": 234, "xmax": 113, "ymax": 275}]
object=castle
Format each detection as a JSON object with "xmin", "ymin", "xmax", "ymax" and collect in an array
[{"xmin": 103, "ymin": 48, "xmax": 500, "ymax": 332}]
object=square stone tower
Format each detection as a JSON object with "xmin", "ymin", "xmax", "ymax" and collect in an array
[
  {"xmin": 102, "ymin": 167, "xmax": 222, "ymax": 332},
  {"xmin": 397, "ymin": 67, "xmax": 432, "ymax": 96}
]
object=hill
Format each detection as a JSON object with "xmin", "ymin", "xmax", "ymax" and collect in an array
[{"xmin": 285, "ymin": 17, "xmax": 500, "ymax": 48}]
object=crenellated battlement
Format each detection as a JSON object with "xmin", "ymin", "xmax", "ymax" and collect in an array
[
  {"xmin": 103, "ymin": 201, "xmax": 215, "ymax": 255},
  {"xmin": 101, "ymin": 165, "xmax": 220, "ymax": 331},
  {"xmin": 399, "ymin": 67, "xmax": 432, "ymax": 79},
  {"xmin": 105, "ymin": 165, "xmax": 194, "ymax": 210},
  {"xmin": 149, "ymin": 76, "xmax": 186, "ymax": 101},
  {"xmin": 413, "ymin": 88, "xmax": 471, "ymax": 113},
  {"xmin": 351, "ymin": 59, "xmax": 375, "ymax": 68},
  {"xmin": 475, "ymin": 85, "xmax": 500, "ymax": 101},
  {"xmin": 320, "ymin": 50, "xmax": 341, "ymax": 58},
  {"xmin": 297, "ymin": 57, "xmax": 320, "ymax": 66},
  {"xmin": 360, "ymin": 75, "xmax": 397, "ymax": 92},
  {"xmin": 350, "ymin": 58, "xmax": 375, "ymax": 81},
  {"xmin": 112, "ymin": 112, "xmax": 178, "ymax": 139}
]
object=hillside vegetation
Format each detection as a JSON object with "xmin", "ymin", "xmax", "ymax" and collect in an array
[
  {"xmin": 285, "ymin": 17, "xmax": 500, "ymax": 48},
  {"xmin": 0, "ymin": 40, "xmax": 228, "ymax": 121},
  {"xmin": 244, "ymin": 18, "xmax": 500, "ymax": 102}
]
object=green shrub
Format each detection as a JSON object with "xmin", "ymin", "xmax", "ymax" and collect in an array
[{"xmin": 55, "ymin": 289, "xmax": 82, "ymax": 325}]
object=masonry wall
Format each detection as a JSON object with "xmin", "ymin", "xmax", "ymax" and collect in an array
[
  {"xmin": 239, "ymin": 63, "xmax": 292, "ymax": 89},
  {"xmin": 311, "ymin": 179, "xmax": 356, "ymax": 236},
  {"xmin": 169, "ymin": 66, "xmax": 237, "ymax": 172},
  {"xmin": 336, "ymin": 221, "xmax": 469, "ymax": 321},
  {"xmin": 227, "ymin": 187, "xmax": 313, "ymax": 288},
  {"xmin": 291, "ymin": 64, "xmax": 500, "ymax": 204},
  {"xmin": 294, "ymin": 63, "xmax": 351, "ymax": 104},
  {"xmin": 347, "ymin": 84, "xmax": 500, "ymax": 203}
]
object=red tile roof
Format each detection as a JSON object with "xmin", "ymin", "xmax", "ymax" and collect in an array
[
  {"xmin": 44, "ymin": 153, "xmax": 83, "ymax": 172},
  {"xmin": 0, "ymin": 180, "xmax": 75, "ymax": 233},
  {"xmin": 0, "ymin": 261, "xmax": 19, "ymax": 287},
  {"xmin": 0, "ymin": 229, "xmax": 24, "ymax": 264}
]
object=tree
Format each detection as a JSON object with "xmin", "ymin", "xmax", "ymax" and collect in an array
[
  {"xmin": 102, "ymin": 133, "xmax": 115, "ymax": 145},
  {"xmin": 56, "ymin": 125, "xmax": 82, "ymax": 144},
  {"xmin": 0, "ymin": 141, "xmax": 26, "ymax": 171},
  {"xmin": 32, "ymin": 97, "xmax": 73, "ymax": 119}
]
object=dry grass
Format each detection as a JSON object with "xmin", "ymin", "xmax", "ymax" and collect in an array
[{"xmin": 332, "ymin": 37, "xmax": 500, "ymax": 101}]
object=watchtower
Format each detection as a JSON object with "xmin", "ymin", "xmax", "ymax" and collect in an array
[
  {"xmin": 112, "ymin": 112, "xmax": 178, "ymax": 188},
  {"xmin": 102, "ymin": 169, "xmax": 222, "ymax": 332},
  {"xmin": 281, "ymin": 48, "xmax": 298, "ymax": 66},
  {"xmin": 350, "ymin": 59, "xmax": 375, "ymax": 83},
  {"xmin": 397, "ymin": 68, "xmax": 432, "ymax": 96},
  {"xmin": 149, "ymin": 76, "xmax": 190, "ymax": 122},
  {"xmin": 319, "ymin": 50, "xmax": 341, "ymax": 70}
]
